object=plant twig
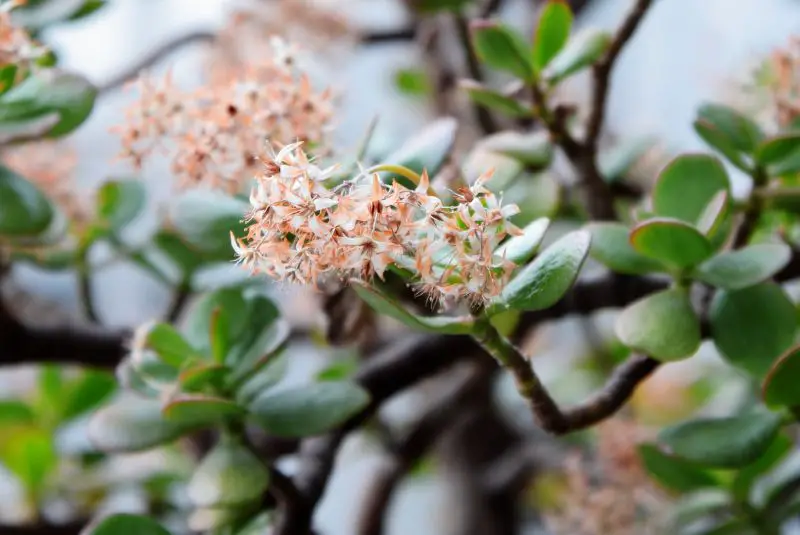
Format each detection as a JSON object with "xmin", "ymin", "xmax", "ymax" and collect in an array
[
  {"xmin": 357, "ymin": 363, "xmax": 485, "ymax": 535},
  {"xmin": 360, "ymin": 27, "xmax": 417, "ymax": 45},
  {"xmin": 98, "ymin": 30, "xmax": 216, "ymax": 94},
  {"xmin": 475, "ymin": 319, "xmax": 659, "ymax": 435},
  {"xmin": 453, "ymin": 13, "xmax": 499, "ymax": 134},
  {"xmin": 0, "ymin": 521, "xmax": 85, "ymax": 535},
  {"xmin": 585, "ymin": 0, "xmax": 655, "ymax": 152},
  {"xmin": 164, "ymin": 281, "xmax": 192, "ymax": 323}
]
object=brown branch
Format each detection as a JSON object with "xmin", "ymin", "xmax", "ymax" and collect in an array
[
  {"xmin": 584, "ymin": 0, "xmax": 655, "ymax": 153},
  {"xmin": 357, "ymin": 363, "xmax": 485, "ymax": 535},
  {"xmin": 98, "ymin": 31, "xmax": 216, "ymax": 94},
  {"xmin": 0, "ymin": 521, "xmax": 85, "ymax": 535},
  {"xmin": 454, "ymin": 13, "xmax": 499, "ymax": 134},
  {"xmin": 360, "ymin": 27, "xmax": 417, "ymax": 44}
]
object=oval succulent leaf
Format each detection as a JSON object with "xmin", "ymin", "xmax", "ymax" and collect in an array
[
  {"xmin": 493, "ymin": 229, "xmax": 591, "ymax": 313},
  {"xmin": 762, "ymin": 344, "xmax": 800, "ymax": 408},
  {"xmin": 630, "ymin": 218, "xmax": 713, "ymax": 270},
  {"xmin": 0, "ymin": 165, "xmax": 54, "ymax": 236},
  {"xmin": 89, "ymin": 398, "xmax": 200, "ymax": 453},
  {"xmin": 83, "ymin": 514, "xmax": 172, "ymax": 535},
  {"xmin": 652, "ymin": 154, "xmax": 730, "ymax": 224},
  {"xmin": 710, "ymin": 282, "xmax": 797, "ymax": 378},
  {"xmin": 162, "ymin": 395, "xmax": 246, "ymax": 425},
  {"xmin": 351, "ymin": 280, "xmax": 475, "ymax": 334},
  {"xmin": 693, "ymin": 243, "xmax": 791, "ymax": 290},
  {"xmin": 479, "ymin": 130, "xmax": 553, "ymax": 168},
  {"xmin": 693, "ymin": 118, "xmax": 751, "ymax": 172},
  {"xmin": 249, "ymin": 381, "xmax": 370, "ymax": 437},
  {"xmin": 638, "ymin": 443, "xmax": 720, "ymax": 493},
  {"xmin": 533, "ymin": 0, "xmax": 573, "ymax": 72},
  {"xmin": 145, "ymin": 323, "xmax": 196, "ymax": 368},
  {"xmin": 187, "ymin": 438, "xmax": 270, "ymax": 508},
  {"xmin": 459, "ymin": 80, "xmax": 533, "ymax": 118},
  {"xmin": 543, "ymin": 28, "xmax": 611, "ymax": 83},
  {"xmin": 695, "ymin": 103, "xmax": 764, "ymax": 153},
  {"xmin": 494, "ymin": 217, "xmax": 550, "ymax": 265},
  {"xmin": 658, "ymin": 409, "xmax": 783, "ymax": 469},
  {"xmin": 470, "ymin": 20, "xmax": 534, "ymax": 81},
  {"xmin": 96, "ymin": 179, "xmax": 146, "ymax": 233},
  {"xmin": 586, "ymin": 222, "xmax": 664, "ymax": 275},
  {"xmin": 755, "ymin": 132, "xmax": 800, "ymax": 167},
  {"xmin": 615, "ymin": 288, "xmax": 701, "ymax": 361},
  {"xmin": 382, "ymin": 117, "xmax": 458, "ymax": 187}
]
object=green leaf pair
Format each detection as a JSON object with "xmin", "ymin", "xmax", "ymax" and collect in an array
[{"xmin": 693, "ymin": 103, "xmax": 764, "ymax": 172}]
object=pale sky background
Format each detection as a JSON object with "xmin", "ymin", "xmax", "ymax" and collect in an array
[{"xmin": 6, "ymin": 1, "xmax": 800, "ymax": 533}]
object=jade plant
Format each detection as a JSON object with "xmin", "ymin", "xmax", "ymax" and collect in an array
[{"xmin": 3, "ymin": 0, "xmax": 800, "ymax": 534}]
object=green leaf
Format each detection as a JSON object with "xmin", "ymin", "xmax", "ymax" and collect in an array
[
  {"xmin": 227, "ymin": 319, "xmax": 289, "ymax": 386},
  {"xmin": 210, "ymin": 307, "xmax": 231, "ymax": 363},
  {"xmin": 630, "ymin": 218, "xmax": 713, "ymax": 270},
  {"xmin": 116, "ymin": 360, "xmax": 160, "ymax": 398},
  {"xmin": 235, "ymin": 352, "xmax": 289, "ymax": 405},
  {"xmin": 459, "ymin": 80, "xmax": 533, "ymax": 118},
  {"xmin": 0, "ymin": 400, "xmax": 35, "ymax": 425},
  {"xmin": 162, "ymin": 395, "xmax": 245, "ymax": 425},
  {"xmin": 771, "ymin": 149, "xmax": 800, "ymax": 176},
  {"xmin": 12, "ymin": 0, "xmax": 95, "ymax": 28},
  {"xmin": 152, "ymin": 230, "xmax": 209, "ymax": 277},
  {"xmin": 470, "ymin": 20, "xmax": 533, "ymax": 81},
  {"xmin": 0, "ymin": 164, "xmax": 54, "ymax": 236},
  {"xmin": 652, "ymin": 154, "xmax": 730, "ymax": 224},
  {"xmin": 755, "ymin": 133, "xmax": 800, "ymax": 168},
  {"xmin": 184, "ymin": 288, "xmax": 248, "ymax": 352},
  {"xmin": 83, "ymin": 513, "xmax": 172, "ymax": 535},
  {"xmin": 68, "ymin": 0, "xmax": 108, "ymax": 21},
  {"xmin": 658, "ymin": 409, "xmax": 783, "ymax": 468},
  {"xmin": 731, "ymin": 433, "xmax": 792, "ymax": 502},
  {"xmin": 145, "ymin": 323, "xmax": 196, "ymax": 367},
  {"xmin": 96, "ymin": 179, "xmax": 146, "ymax": 233},
  {"xmin": 763, "ymin": 344, "xmax": 800, "ymax": 408},
  {"xmin": 0, "ymin": 69, "xmax": 96, "ymax": 139},
  {"xmin": 494, "ymin": 217, "xmax": 550, "ymax": 265},
  {"xmin": 666, "ymin": 490, "xmax": 732, "ymax": 531},
  {"xmin": 351, "ymin": 280, "xmax": 475, "ymax": 334},
  {"xmin": 187, "ymin": 437, "xmax": 269, "ymax": 508},
  {"xmin": 249, "ymin": 381, "xmax": 370, "ymax": 437},
  {"xmin": 693, "ymin": 243, "xmax": 791, "ymax": 290},
  {"xmin": 0, "ymin": 428, "xmax": 56, "ymax": 494},
  {"xmin": 693, "ymin": 118, "xmax": 752, "ymax": 172},
  {"xmin": 696, "ymin": 190, "xmax": 730, "ymax": 236},
  {"xmin": 493, "ymin": 230, "xmax": 591, "ymax": 313},
  {"xmin": 89, "ymin": 398, "xmax": 200, "ymax": 452},
  {"xmin": 178, "ymin": 362, "xmax": 227, "ymax": 393},
  {"xmin": 710, "ymin": 282, "xmax": 797, "ymax": 378},
  {"xmin": 61, "ymin": 370, "xmax": 117, "ymax": 422},
  {"xmin": 316, "ymin": 357, "xmax": 359, "ymax": 382},
  {"xmin": 410, "ymin": 0, "xmax": 473, "ymax": 13},
  {"xmin": 394, "ymin": 68, "xmax": 430, "ymax": 96},
  {"xmin": 533, "ymin": 0, "xmax": 572, "ymax": 72},
  {"xmin": 586, "ymin": 222, "xmax": 664, "ymax": 274},
  {"xmin": 638, "ymin": 443, "xmax": 719, "ymax": 493},
  {"xmin": 131, "ymin": 349, "xmax": 179, "ymax": 387},
  {"xmin": 383, "ymin": 117, "xmax": 458, "ymax": 187},
  {"xmin": 615, "ymin": 288, "xmax": 701, "ymax": 361},
  {"xmin": 169, "ymin": 190, "xmax": 248, "ymax": 259},
  {"xmin": 543, "ymin": 28, "xmax": 611, "ymax": 83},
  {"xmin": 695, "ymin": 103, "xmax": 764, "ymax": 153},
  {"xmin": 479, "ymin": 130, "xmax": 553, "ymax": 168}
]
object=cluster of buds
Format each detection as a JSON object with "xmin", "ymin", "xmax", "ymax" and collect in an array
[
  {"xmin": 766, "ymin": 36, "xmax": 800, "ymax": 128},
  {"xmin": 208, "ymin": 0, "xmax": 352, "ymax": 84},
  {"xmin": 0, "ymin": 0, "xmax": 47, "ymax": 80},
  {"xmin": 113, "ymin": 37, "xmax": 334, "ymax": 193},
  {"xmin": 231, "ymin": 142, "xmax": 523, "ymax": 310}
]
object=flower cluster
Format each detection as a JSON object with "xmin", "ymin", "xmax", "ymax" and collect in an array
[
  {"xmin": 765, "ymin": 36, "xmax": 800, "ymax": 128},
  {"xmin": 0, "ymin": 0, "xmax": 47, "ymax": 79},
  {"xmin": 231, "ymin": 142, "xmax": 522, "ymax": 309},
  {"xmin": 113, "ymin": 37, "xmax": 334, "ymax": 193},
  {"xmin": 208, "ymin": 0, "xmax": 352, "ymax": 84},
  {"xmin": 543, "ymin": 419, "xmax": 669, "ymax": 535}
]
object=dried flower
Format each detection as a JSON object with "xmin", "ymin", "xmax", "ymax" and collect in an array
[
  {"xmin": 0, "ymin": 0, "xmax": 47, "ymax": 80},
  {"xmin": 208, "ymin": 0, "xmax": 353, "ymax": 83},
  {"xmin": 542, "ymin": 418, "xmax": 670, "ymax": 535},
  {"xmin": 233, "ymin": 141, "xmax": 523, "ymax": 309},
  {"xmin": 766, "ymin": 36, "xmax": 800, "ymax": 128},
  {"xmin": 113, "ymin": 37, "xmax": 334, "ymax": 193}
]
